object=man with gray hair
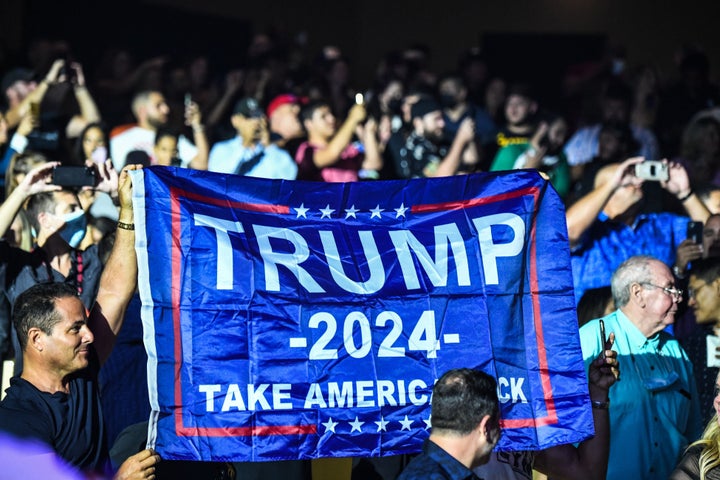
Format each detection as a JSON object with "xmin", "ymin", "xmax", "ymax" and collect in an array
[{"xmin": 579, "ymin": 255, "xmax": 702, "ymax": 480}]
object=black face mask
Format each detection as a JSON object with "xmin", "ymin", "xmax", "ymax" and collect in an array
[
  {"xmin": 387, "ymin": 98, "xmax": 403, "ymax": 114},
  {"xmin": 440, "ymin": 94, "xmax": 459, "ymax": 109}
]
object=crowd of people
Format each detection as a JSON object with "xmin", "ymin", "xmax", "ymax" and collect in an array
[{"xmin": 1, "ymin": 29, "xmax": 720, "ymax": 479}]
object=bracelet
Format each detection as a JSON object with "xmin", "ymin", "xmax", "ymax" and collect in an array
[
  {"xmin": 678, "ymin": 189, "xmax": 694, "ymax": 202},
  {"xmin": 117, "ymin": 221, "xmax": 135, "ymax": 231},
  {"xmin": 591, "ymin": 399, "xmax": 610, "ymax": 410}
]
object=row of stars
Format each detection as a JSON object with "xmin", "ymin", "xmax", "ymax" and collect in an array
[
  {"xmin": 293, "ymin": 203, "xmax": 410, "ymax": 220},
  {"xmin": 321, "ymin": 414, "xmax": 431, "ymax": 434}
]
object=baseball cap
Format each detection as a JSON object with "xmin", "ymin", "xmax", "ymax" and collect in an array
[
  {"xmin": 411, "ymin": 98, "xmax": 442, "ymax": 119},
  {"xmin": 266, "ymin": 94, "xmax": 303, "ymax": 118},
  {"xmin": 233, "ymin": 98, "xmax": 264, "ymax": 118}
]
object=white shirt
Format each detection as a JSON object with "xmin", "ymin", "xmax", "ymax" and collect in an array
[
  {"xmin": 208, "ymin": 136, "xmax": 297, "ymax": 180},
  {"xmin": 110, "ymin": 125, "xmax": 198, "ymax": 170}
]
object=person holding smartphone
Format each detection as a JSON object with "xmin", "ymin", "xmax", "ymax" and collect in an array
[{"xmin": 565, "ymin": 156, "xmax": 711, "ymax": 308}]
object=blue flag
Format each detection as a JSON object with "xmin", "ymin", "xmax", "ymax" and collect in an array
[{"xmin": 132, "ymin": 167, "xmax": 593, "ymax": 462}]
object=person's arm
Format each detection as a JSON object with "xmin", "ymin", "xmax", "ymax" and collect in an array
[
  {"xmin": 312, "ymin": 104, "xmax": 366, "ymax": 168},
  {"xmin": 205, "ymin": 70, "xmax": 244, "ymax": 129},
  {"xmin": 88, "ymin": 164, "xmax": 141, "ymax": 365},
  {"xmin": 534, "ymin": 333, "xmax": 618, "ymax": 480},
  {"xmin": 4, "ymin": 59, "xmax": 63, "ymax": 129},
  {"xmin": 429, "ymin": 117, "xmax": 475, "ymax": 178},
  {"xmin": 0, "ymin": 162, "xmax": 59, "ymax": 238},
  {"xmin": 359, "ymin": 117, "xmax": 382, "ymax": 172},
  {"xmin": 66, "ymin": 62, "xmax": 101, "ymax": 138},
  {"xmin": 662, "ymin": 161, "xmax": 711, "ymax": 223},
  {"xmin": 185, "ymin": 101, "xmax": 209, "ymax": 170},
  {"xmin": 565, "ymin": 157, "xmax": 644, "ymax": 244}
]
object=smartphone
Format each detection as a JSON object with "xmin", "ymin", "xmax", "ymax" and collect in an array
[
  {"xmin": 634, "ymin": 160, "xmax": 669, "ymax": 182},
  {"xmin": 599, "ymin": 319, "xmax": 607, "ymax": 349},
  {"xmin": 355, "ymin": 93, "xmax": 364, "ymax": 105},
  {"xmin": 687, "ymin": 221, "xmax": 703, "ymax": 244},
  {"xmin": 184, "ymin": 93, "xmax": 192, "ymax": 107},
  {"xmin": 52, "ymin": 166, "xmax": 96, "ymax": 187},
  {"xmin": 90, "ymin": 146, "xmax": 107, "ymax": 165}
]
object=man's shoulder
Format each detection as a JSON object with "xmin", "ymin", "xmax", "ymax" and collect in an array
[{"xmin": 0, "ymin": 378, "xmax": 53, "ymax": 440}]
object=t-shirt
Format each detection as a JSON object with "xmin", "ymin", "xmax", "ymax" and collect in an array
[
  {"xmin": 0, "ymin": 354, "xmax": 108, "ymax": 473},
  {"xmin": 110, "ymin": 125, "xmax": 197, "ymax": 170},
  {"xmin": 294, "ymin": 141, "xmax": 364, "ymax": 182}
]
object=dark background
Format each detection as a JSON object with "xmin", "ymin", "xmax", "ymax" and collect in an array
[{"xmin": 1, "ymin": 0, "xmax": 718, "ymax": 111}]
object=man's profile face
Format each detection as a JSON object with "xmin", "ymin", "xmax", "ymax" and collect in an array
[
  {"xmin": 41, "ymin": 191, "xmax": 83, "ymax": 238},
  {"xmin": 306, "ymin": 106, "xmax": 336, "ymax": 139},
  {"xmin": 42, "ymin": 296, "xmax": 93, "ymax": 375},
  {"xmin": 269, "ymin": 103, "xmax": 302, "ymax": 139},
  {"xmin": 640, "ymin": 261, "xmax": 680, "ymax": 335},
  {"xmin": 145, "ymin": 92, "xmax": 169, "ymax": 128},
  {"xmin": 420, "ymin": 110, "xmax": 445, "ymax": 142}
]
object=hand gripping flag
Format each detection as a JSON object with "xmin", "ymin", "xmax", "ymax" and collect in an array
[{"xmin": 131, "ymin": 167, "xmax": 593, "ymax": 462}]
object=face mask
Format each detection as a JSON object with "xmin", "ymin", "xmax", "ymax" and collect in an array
[
  {"xmin": 439, "ymin": 94, "xmax": 459, "ymax": 109},
  {"xmin": 58, "ymin": 209, "xmax": 87, "ymax": 248}
]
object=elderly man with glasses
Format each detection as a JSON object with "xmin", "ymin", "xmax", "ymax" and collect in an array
[{"xmin": 579, "ymin": 254, "xmax": 702, "ymax": 480}]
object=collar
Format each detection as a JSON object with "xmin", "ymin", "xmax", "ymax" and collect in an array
[{"xmin": 615, "ymin": 309, "xmax": 653, "ymax": 350}]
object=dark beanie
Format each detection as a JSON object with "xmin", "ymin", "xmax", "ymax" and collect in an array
[{"xmin": 411, "ymin": 98, "xmax": 442, "ymax": 119}]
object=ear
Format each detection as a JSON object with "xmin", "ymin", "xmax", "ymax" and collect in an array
[
  {"xmin": 630, "ymin": 283, "xmax": 645, "ymax": 307},
  {"xmin": 27, "ymin": 327, "xmax": 45, "ymax": 352},
  {"xmin": 37, "ymin": 211, "xmax": 53, "ymax": 231}
]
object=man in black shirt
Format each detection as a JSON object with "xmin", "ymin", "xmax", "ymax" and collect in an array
[
  {"xmin": 397, "ymin": 368, "xmax": 500, "ymax": 479},
  {"xmin": 0, "ymin": 165, "xmax": 159, "ymax": 478}
]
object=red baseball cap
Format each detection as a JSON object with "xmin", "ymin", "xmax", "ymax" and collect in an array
[{"xmin": 266, "ymin": 94, "xmax": 305, "ymax": 118}]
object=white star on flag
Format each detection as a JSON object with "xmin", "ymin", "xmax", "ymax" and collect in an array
[
  {"xmin": 423, "ymin": 415, "xmax": 432, "ymax": 430},
  {"xmin": 344, "ymin": 205, "xmax": 360, "ymax": 219},
  {"xmin": 322, "ymin": 417, "xmax": 338, "ymax": 433},
  {"xmin": 319, "ymin": 204, "xmax": 335, "ymax": 219},
  {"xmin": 349, "ymin": 416, "xmax": 365, "ymax": 433},
  {"xmin": 375, "ymin": 417, "xmax": 389, "ymax": 432},
  {"xmin": 399, "ymin": 415, "xmax": 414, "ymax": 430},
  {"xmin": 394, "ymin": 203, "xmax": 408, "ymax": 218},
  {"xmin": 370, "ymin": 205, "xmax": 384, "ymax": 219},
  {"xmin": 294, "ymin": 203, "xmax": 309, "ymax": 219}
]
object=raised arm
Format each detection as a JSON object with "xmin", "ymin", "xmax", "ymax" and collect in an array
[
  {"xmin": 313, "ymin": 104, "xmax": 366, "ymax": 168},
  {"xmin": 0, "ymin": 162, "xmax": 59, "ymax": 238},
  {"xmin": 66, "ymin": 62, "xmax": 101, "ymax": 138},
  {"xmin": 430, "ymin": 117, "xmax": 475, "ymax": 178},
  {"xmin": 534, "ymin": 333, "xmax": 618, "ymax": 480},
  {"xmin": 662, "ymin": 160, "xmax": 711, "ymax": 223},
  {"xmin": 88, "ymin": 164, "xmax": 141, "ymax": 365},
  {"xmin": 565, "ymin": 157, "xmax": 643, "ymax": 244},
  {"xmin": 185, "ymin": 100, "xmax": 209, "ymax": 171}
]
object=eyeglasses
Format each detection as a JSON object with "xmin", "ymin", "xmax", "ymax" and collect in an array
[{"xmin": 639, "ymin": 282, "xmax": 683, "ymax": 300}]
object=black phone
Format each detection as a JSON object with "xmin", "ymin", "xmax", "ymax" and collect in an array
[
  {"xmin": 687, "ymin": 221, "xmax": 703, "ymax": 244},
  {"xmin": 52, "ymin": 166, "xmax": 95, "ymax": 187}
]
